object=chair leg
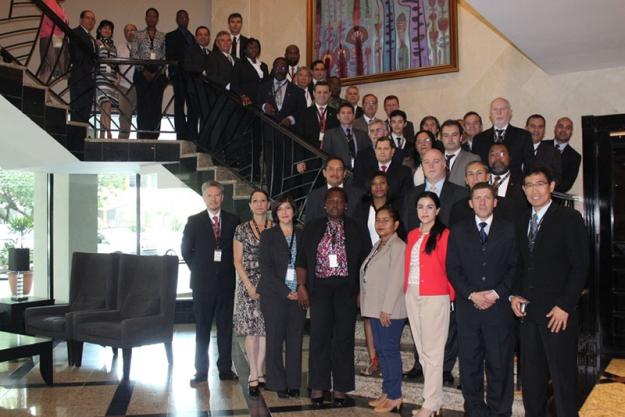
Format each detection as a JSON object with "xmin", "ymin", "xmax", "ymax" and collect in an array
[
  {"xmin": 122, "ymin": 348, "xmax": 132, "ymax": 381},
  {"xmin": 164, "ymin": 341, "xmax": 173, "ymax": 365},
  {"xmin": 67, "ymin": 340, "xmax": 73, "ymax": 366},
  {"xmin": 72, "ymin": 341, "xmax": 84, "ymax": 367},
  {"xmin": 112, "ymin": 347, "xmax": 118, "ymax": 357}
]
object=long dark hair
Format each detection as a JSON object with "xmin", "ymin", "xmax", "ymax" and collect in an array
[{"xmin": 415, "ymin": 191, "xmax": 446, "ymax": 254}]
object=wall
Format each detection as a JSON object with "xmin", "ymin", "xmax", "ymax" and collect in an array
[{"xmin": 211, "ymin": 0, "xmax": 625, "ymax": 196}]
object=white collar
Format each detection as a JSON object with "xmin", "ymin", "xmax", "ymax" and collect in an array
[
  {"xmin": 445, "ymin": 147, "xmax": 461, "ymax": 157},
  {"xmin": 494, "ymin": 124, "xmax": 509, "ymax": 131},
  {"xmin": 327, "ymin": 183, "xmax": 344, "ymax": 189},
  {"xmin": 207, "ymin": 209, "xmax": 221, "ymax": 219},
  {"xmin": 378, "ymin": 160, "xmax": 392, "ymax": 169},
  {"xmin": 532, "ymin": 200, "xmax": 552, "ymax": 223},
  {"xmin": 475, "ymin": 214, "xmax": 494, "ymax": 229}
]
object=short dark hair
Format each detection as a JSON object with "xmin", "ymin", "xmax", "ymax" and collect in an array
[
  {"xmin": 375, "ymin": 136, "xmax": 396, "ymax": 149},
  {"xmin": 526, "ymin": 113, "xmax": 546, "ymax": 126},
  {"xmin": 463, "ymin": 111, "xmax": 482, "ymax": 124},
  {"xmin": 311, "ymin": 59, "xmax": 325, "ymax": 69},
  {"xmin": 470, "ymin": 182, "xmax": 496, "ymax": 199},
  {"xmin": 389, "ymin": 109, "xmax": 407, "ymax": 121},
  {"xmin": 420, "ymin": 115, "xmax": 441, "ymax": 131},
  {"xmin": 376, "ymin": 204, "xmax": 400, "ymax": 223},
  {"xmin": 384, "ymin": 95, "xmax": 399, "ymax": 104},
  {"xmin": 362, "ymin": 93, "xmax": 377, "ymax": 104},
  {"xmin": 272, "ymin": 194, "xmax": 297, "ymax": 221},
  {"xmin": 146, "ymin": 7, "xmax": 159, "ymax": 17},
  {"xmin": 245, "ymin": 37, "xmax": 261, "ymax": 54},
  {"xmin": 228, "ymin": 12, "xmax": 243, "ymax": 22},
  {"xmin": 96, "ymin": 20, "xmax": 114, "ymax": 40},
  {"xmin": 414, "ymin": 129, "xmax": 436, "ymax": 143},
  {"xmin": 176, "ymin": 9, "xmax": 189, "ymax": 17},
  {"xmin": 324, "ymin": 156, "xmax": 345, "ymax": 170},
  {"xmin": 272, "ymin": 56, "xmax": 287, "ymax": 67},
  {"xmin": 441, "ymin": 119, "xmax": 464, "ymax": 136},
  {"xmin": 325, "ymin": 186, "xmax": 348, "ymax": 204},
  {"xmin": 524, "ymin": 164, "xmax": 554, "ymax": 184},
  {"xmin": 80, "ymin": 10, "xmax": 94, "ymax": 19},
  {"xmin": 488, "ymin": 142, "xmax": 510, "ymax": 155},
  {"xmin": 195, "ymin": 26, "xmax": 210, "ymax": 35},
  {"xmin": 314, "ymin": 80, "xmax": 330, "ymax": 91},
  {"xmin": 338, "ymin": 102, "xmax": 354, "ymax": 113},
  {"xmin": 248, "ymin": 188, "xmax": 269, "ymax": 203}
]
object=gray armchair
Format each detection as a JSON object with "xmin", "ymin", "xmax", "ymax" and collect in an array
[
  {"xmin": 72, "ymin": 253, "xmax": 179, "ymax": 380},
  {"xmin": 24, "ymin": 252, "xmax": 120, "ymax": 365}
]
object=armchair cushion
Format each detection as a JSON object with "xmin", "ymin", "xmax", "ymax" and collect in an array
[
  {"xmin": 27, "ymin": 315, "xmax": 66, "ymax": 334},
  {"xmin": 120, "ymin": 294, "xmax": 160, "ymax": 319},
  {"xmin": 71, "ymin": 295, "xmax": 106, "ymax": 311}
]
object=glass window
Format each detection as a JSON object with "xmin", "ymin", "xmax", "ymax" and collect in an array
[{"xmin": 97, "ymin": 174, "xmax": 138, "ymax": 254}]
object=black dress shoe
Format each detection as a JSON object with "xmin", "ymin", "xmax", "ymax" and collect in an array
[
  {"xmin": 248, "ymin": 381, "xmax": 260, "ymax": 397},
  {"xmin": 219, "ymin": 370, "xmax": 239, "ymax": 381},
  {"xmin": 277, "ymin": 389, "xmax": 289, "ymax": 398},
  {"xmin": 189, "ymin": 374, "xmax": 207, "ymax": 387},
  {"xmin": 311, "ymin": 397, "xmax": 324, "ymax": 407},
  {"xmin": 443, "ymin": 371, "xmax": 454, "ymax": 386},
  {"xmin": 288, "ymin": 389, "xmax": 300, "ymax": 398},
  {"xmin": 403, "ymin": 367, "xmax": 424, "ymax": 381}
]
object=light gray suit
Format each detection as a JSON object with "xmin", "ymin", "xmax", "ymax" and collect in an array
[
  {"xmin": 353, "ymin": 115, "xmax": 373, "ymax": 134},
  {"xmin": 447, "ymin": 149, "xmax": 481, "ymax": 187}
]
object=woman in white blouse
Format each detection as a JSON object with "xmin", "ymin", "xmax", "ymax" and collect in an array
[{"xmin": 232, "ymin": 38, "xmax": 268, "ymax": 105}]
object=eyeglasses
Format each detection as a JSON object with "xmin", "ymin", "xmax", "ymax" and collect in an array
[{"xmin": 523, "ymin": 181, "xmax": 549, "ymax": 189}]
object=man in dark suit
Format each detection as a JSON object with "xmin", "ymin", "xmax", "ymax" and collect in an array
[
  {"xmin": 472, "ymin": 97, "xmax": 535, "ymax": 176},
  {"xmin": 353, "ymin": 119, "xmax": 402, "ymax": 182},
  {"xmin": 322, "ymin": 103, "xmax": 370, "ymax": 170},
  {"xmin": 69, "ymin": 10, "xmax": 96, "ymax": 123},
  {"xmin": 293, "ymin": 67, "xmax": 313, "ymax": 107},
  {"xmin": 449, "ymin": 161, "xmax": 490, "ymax": 227},
  {"xmin": 353, "ymin": 136, "xmax": 412, "ymax": 206},
  {"xmin": 165, "ymin": 10, "xmax": 195, "ymax": 139},
  {"xmin": 284, "ymin": 44, "xmax": 300, "ymax": 82},
  {"xmin": 542, "ymin": 117, "xmax": 581, "ymax": 193},
  {"xmin": 383, "ymin": 95, "xmax": 415, "ymax": 146},
  {"xmin": 462, "ymin": 111, "xmax": 483, "ymax": 152},
  {"xmin": 441, "ymin": 119, "xmax": 481, "ymax": 187},
  {"xmin": 227, "ymin": 12, "xmax": 248, "ymax": 59},
  {"xmin": 304, "ymin": 157, "xmax": 365, "ymax": 222},
  {"xmin": 208, "ymin": 31, "xmax": 235, "ymax": 90},
  {"xmin": 447, "ymin": 182, "xmax": 519, "ymax": 417},
  {"xmin": 181, "ymin": 181, "xmax": 241, "ymax": 386},
  {"xmin": 388, "ymin": 110, "xmax": 415, "ymax": 165},
  {"xmin": 525, "ymin": 114, "xmax": 563, "ymax": 186},
  {"xmin": 184, "ymin": 26, "xmax": 212, "ymax": 142},
  {"xmin": 487, "ymin": 143, "xmax": 529, "ymax": 222},
  {"xmin": 510, "ymin": 165, "xmax": 589, "ymax": 417},
  {"xmin": 352, "ymin": 94, "xmax": 378, "ymax": 133},
  {"xmin": 344, "ymin": 85, "xmax": 364, "ymax": 118}
]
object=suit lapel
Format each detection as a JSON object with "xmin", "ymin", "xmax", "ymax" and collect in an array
[
  {"xmin": 201, "ymin": 211, "xmax": 217, "ymax": 244},
  {"xmin": 533, "ymin": 203, "xmax": 558, "ymax": 250}
]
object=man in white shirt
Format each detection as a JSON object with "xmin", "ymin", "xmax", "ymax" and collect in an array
[
  {"xmin": 525, "ymin": 114, "xmax": 562, "ymax": 186},
  {"xmin": 293, "ymin": 67, "xmax": 313, "ymax": 106},
  {"xmin": 117, "ymin": 23, "xmax": 137, "ymax": 139},
  {"xmin": 461, "ymin": 111, "xmax": 482, "ymax": 152},
  {"xmin": 227, "ymin": 13, "xmax": 247, "ymax": 59},
  {"xmin": 442, "ymin": 119, "xmax": 480, "ymax": 187},
  {"xmin": 352, "ymin": 94, "xmax": 378, "ymax": 133},
  {"xmin": 344, "ymin": 85, "xmax": 363, "ymax": 118}
]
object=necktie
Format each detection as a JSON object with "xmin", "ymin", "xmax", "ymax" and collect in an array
[
  {"xmin": 304, "ymin": 89, "xmax": 312, "ymax": 106},
  {"xmin": 492, "ymin": 175, "xmax": 502, "ymax": 192},
  {"xmin": 429, "ymin": 183, "xmax": 437, "ymax": 194},
  {"xmin": 275, "ymin": 82, "xmax": 285, "ymax": 110},
  {"xmin": 556, "ymin": 144, "xmax": 564, "ymax": 153},
  {"xmin": 346, "ymin": 128, "xmax": 356, "ymax": 159},
  {"xmin": 495, "ymin": 129, "xmax": 504, "ymax": 143},
  {"xmin": 212, "ymin": 215, "xmax": 221, "ymax": 240},
  {"xmin": 231, "ymin": 36, "xmax": 238, "ymax": 58},
  {"xmin": 381, "ymin": 164, "xmax": 388, "ymax": 172},
  {"xmin": 203, "ymin": 47, "xmax": 209, "ymax": 55},
  {"xmin": 479, "ymin": 222, "xmax": 488, "ymax": 245},
  {"xmin": 318, "ymin": 106, "xmax": 326, "ymax": 132},
  {"xmin": 289, "ymin": 67, "xmax": 296, "ymax": 80},
  {"xmin": 445, "ymin": 154, "xmax": 455, "ymax": 170},
  {"xmin": 528, "ymin": 213, "xmax": 539, "ymax": 253}
]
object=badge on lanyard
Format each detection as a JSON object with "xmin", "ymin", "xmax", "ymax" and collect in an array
[
  {"xmin": 149, "ymin": 50, "xmax": 156, "ymax": 60},
  {"xmin": 214, "ymin": 249, "xmax": 222, "ymax": 262},
  {"xmin": 329, "ymin": 253, "xmax": 338, "ymax": 268},
  {"xmin": 286, "ymin": 267, "xmax": 295, "ymax": 282},
  {"xmin": 319, "ymin": 132, "xmax": 325, "ymax": 143}
]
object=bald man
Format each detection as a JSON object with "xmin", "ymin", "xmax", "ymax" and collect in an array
[
  {"xmin": 472, "ymin": 97, "xmax": 534, "ymax": 177},
  {"xmin": 542, "ymin": 117, "xmax": 581, "ymax": 193}
]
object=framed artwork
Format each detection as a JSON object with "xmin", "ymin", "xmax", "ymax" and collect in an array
[{"xmin": 306, "ymin": 0, "xmax": 458, "ymax": 85}]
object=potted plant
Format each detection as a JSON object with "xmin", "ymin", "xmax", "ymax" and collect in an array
[{"xmin": 7, "ymin": 216, "xmax": 33, "ymax": 298}]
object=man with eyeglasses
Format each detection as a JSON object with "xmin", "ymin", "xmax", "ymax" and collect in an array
[
  {"xmin": 510, "ymin": 165, "xmax": 588, "ymax": 417},
  {"xmin": 353, "ymin": 94, "xmax": 378, "ymax": 133}
]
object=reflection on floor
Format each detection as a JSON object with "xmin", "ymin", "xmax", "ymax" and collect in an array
[
  {"xmin": 0, "ymin": 324, "xmax": 464, "ymax": 417},
  {"xmin": 580, "ymin": 358, "xmax": 625, "ymax": 417}
]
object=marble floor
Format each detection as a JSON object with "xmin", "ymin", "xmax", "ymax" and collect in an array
[{"xmin": 0, "ymin": 324, "xmax": 463, "ymax": 417}]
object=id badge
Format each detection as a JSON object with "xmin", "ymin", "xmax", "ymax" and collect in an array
[
  {"xmin": 319, "ymin": 132, "xmax": 325, "ymax": 143},
  {"xmin": 328, "ymin": 254, "xmax": 338, "ymax": 268},
  {"xmin": 214, "ymin": 249, "xmax": 222, "ymax": 262},
  {"xmin": 105, "ymin": 65, "xmax": 111, "ymax": 73},
  {"xmin": 286, "ymin": 267, "xmax": 295, "ymax": 282},
  {"xmin": 149, "ymin": 51, "xmax": 156, "ymax": 60}
]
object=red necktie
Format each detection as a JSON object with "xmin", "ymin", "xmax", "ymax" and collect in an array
[
  {"xmin": 212, "ymin": 216, "xmax": 220, "ymax": 240},
  {"xmin": 318, "ymin": 106, "xmax": 327, "ymax": 132},
  {"xmin": 381, "ymin": 165, "xmax": 388, "ymax": 172}
]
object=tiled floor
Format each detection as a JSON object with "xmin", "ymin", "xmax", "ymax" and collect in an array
[{"xmin": 0, "ymin": 324, "xmax": 465, "ymax": 417}]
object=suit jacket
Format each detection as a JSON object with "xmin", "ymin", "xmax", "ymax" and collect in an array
[
  {"xmin": 183, "ymin": 44, "xmax": 211, "ymax": 76},
  {"xmin": 69, "ymin": 26, "xmax": 96, "ymax": 79},
  {"xmin": 352, "ymin": 116, "xmax": 372, "ymax": 134},
  {"xmin": 447, "ymin": 149, "xmax": 481, "ymax": 187},
  {"xmin": 447, "ymin": 216, "xmax": 519, "ymax": 321},
  {"xmin": 449, "ymin": 197, "xmax": 473, "ymax": 227},
  {"xmin": 354, "ymin": 105, "xmax": 364, "ymax": 119},
  {"xmin": 207, "ymin": 50, "xmax": 236, "ymax": 89},
  {"xmin": 353, "ymin": 198, "xmax": 406, "ymax": 246},
  {"xmin": 473, "ymin": 125, "xmax": 535, "ymax": 176},
  {"xmin": 322, "ymin": 126, "xmax": 370, "ymax": 170},
  {"xmin": 513, "ymin": 203, "xmax": 589, "ymax": 323},
  {"xmin": 165, "ymin": 27, "xmax": 195, "ymax": 77},
  {"xmin": 532, "ymin": 141, "xmax": 563, "ymax": 187},
  {"xmin": 257, "ymin": 225, "xmax": 303, "ymax": 299},
  {"xmin": 359, "ymin": 233, "xmax": 407, "ymax": 319},
  {"xmin": 494, "ymin": 172, "xmax": 529, "ymax": 222},
  {"xmin": 304, "ymin": 184, "xmax": 365, "ymax": 222},
  {"xmin": 542, "ymin": 140, "xmax": 581, "ymax": 193},
  {"xmin": 386, "ymin": 120, "xmax": 416, "ymax": 148},
  {"xmin": 231, "ymin": 57, "xmax": 268, "ymax": 102},
  {"xmin": 298, "ymin": 105, "xmax": 339, "ymax": 150},
  {"xmin": 256, "ymin": 79, "xmax": 307, "ymax": 125},
  {"xmin": 230, "ymin": 34, "xmax": 248, "ymax": 59},
  {"xmin": 181, "ymin": 210, "xmax": 241, "ymax": 294},
  {"xmin": 295, "ymin": 216, "xmax": 371, "ymax": 295},
  {"xmin": 355, "ymin": 160, "xmax": 412, "ymax": 206},
  {"xmin": 401, "ymin": 181, "xmax": 468, "ymax": 231},
  {"xmin": 352, "ymin": 146, "xmax": 402, "ymax": 187}
]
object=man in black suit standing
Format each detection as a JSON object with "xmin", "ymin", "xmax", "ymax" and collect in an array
[
  {"xmin": 182, "ymin": 181, "xmax": 241, "ymax": 387},
  {"xmin": 447, "ymin": 182, "xmax": 519, "ymax": 417},
  {"xmin": 184, "ymin": 26, "xmax": 211, "ymax": 142},
  {"xmin": 228, "ymin": 13, "xmax": 248, "ymax": 59},
  {"xmin": 284, "ymin": 44, "xmax": 300, "ymax": 82},
  {"xmin": 69, "ymin": 10, "xmax": 96, "ymax": 122},
  {"xmin": 388, "ymin": 110, "xmax": 414, "ymax": 165},
  {"xmin": 462, "ymin": 111, "xmax": 483, "ymax": 152},
  {"xmin": 322, "ymin": 103, "xmax": 370, "ymax": 170},
  {"xmin": 526, "ymin": 114, "xmax": 563, "ymax": 186},
  {"xmin": 488, "ymin": 143, "xmax": 528, "ymax": 222},
  {"xmin": 473, "ymin": 97, "xmax": 534, "ymax": 176},
  {"xmin": 166, "ymin": 10, "xmax": 195, "ymax": 140},
  {"xmin": 383, "ymin": 95, "xmax": 415, "ymax": 146},
  {"xmin": 208, "ymin": 31, "xmax": 235, "ymax": 90},
  {"xmin": 510, "ymin": 165, "xmax": 589, "ymax": 417},
  {"xmin": 344, "ymin": 85, "xmax": 364, "ymax": 118},
  {"xmin": 542, "ymin": 117, "xmax": 581, "ymax": 193}
]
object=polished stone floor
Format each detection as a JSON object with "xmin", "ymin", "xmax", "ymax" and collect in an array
[{"xmin": 0, "ymin": 324, "xmax": 464, "ymax": 417}]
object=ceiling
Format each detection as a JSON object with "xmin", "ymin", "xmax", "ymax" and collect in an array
[{"xmin": 467, "ymin": 0, "xmax": 625, "ymax": 74}]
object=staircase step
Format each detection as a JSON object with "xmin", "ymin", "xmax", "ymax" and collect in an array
[
  {"xmin": 83, "ymin": 139, "xmax": 181, "ymax": 162},
  {"xmin": 179, "ymin": 140, "xmax": 197, "ymax": 156}
]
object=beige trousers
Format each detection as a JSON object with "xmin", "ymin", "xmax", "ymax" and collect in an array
[
  {"xmin": 405, "ymin": 286, "xmax": 450, "ymax": 411},
  {"xmin": 118, "ymin": 86, "xmax": 136, "ymax": 139}
]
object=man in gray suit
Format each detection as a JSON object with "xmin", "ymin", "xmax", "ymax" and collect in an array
[
  {"xmin": 322, "ymin": 103, "xmax": 370, "ymax": 170},
  {"xmin": 353, "ymin": 93, "xmax": 378, "ymax": 133},
  {"xmin": 442, "ymin": 119, "xmax": 481, "ymax": 187}
]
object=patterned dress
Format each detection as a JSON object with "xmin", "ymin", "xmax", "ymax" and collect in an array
[
  {"xmin": 95, "ymin": 37, "xmax": 118, "ymax": 107},
  {"xmin": 233, "ymin": 222, "xmax": 266, "ymax": 336}
]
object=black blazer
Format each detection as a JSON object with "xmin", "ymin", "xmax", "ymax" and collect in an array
[
  {"xmin": 473, "ymin": 125, "xmax": 535, "ymax": 176},
  {"xmin": 401, "ymin": 181, "xmax": 468, "ymax": 231},
  {"xmin": 165, "ymin": 28, "xmax": 195, "ymax": 77},
  {"xmin": 354, "ymin": 105, "xmax": 364, "ymax": 119},
  {"xmin": 386, "ymin": 120, "xmax": 416, "ymax": 148},
  {"xmin": 231, "ymin": 57, "xmax": 269, "ymax": 102},
  {"xmin": 494, "ymin": 172, "xmax": 529, "ymax": 223},
  {"xmin": 352, "ymin": 146, "xmax": 402, "ymax": 187},
  {"xmin": 513, "ymin": 204, "xmax": 589, "ymax": 323},
  {"xmin": 532, "ymin": 141, "xmax": 563, "ymax": 186},
  {"xmin": 183, "ymin": 44, "xmax": 211, "ymax": 76},
  {"xmin": 449, "ymin": 197, "xmax": 473, "ymax": 227},
  {"xmin": 230, "ymin": 34, "xmax": 248, "ymax": 59},
  {"xmin": 321, "ymin": 126, "xmax": 370, "ymax": 170},
  {"xmin": 181, "ymin": 210, "xmax": 241, "ymax": 294},
  {"xmin": 353, "ymin": 198, "xmax": 406, "ymax": 245},
  {"xmin": 258, "ymin": 225, "xmax": 303, "ymax": 299},
  {"xmin": 256, "ymin": 79, "xmax": 307, "ymax": 125},
  {"xmin": 542, "ymin": 140, "xmax": 581, "ymax": 193},
  {"xmin": 295, "ymin": 216, "xmax": 371, "ymax": 295},
  {"xmin": 69, "ymin": 26, "xmax": 96, "ymax": 79},
  {"xmin": 298, "ymin": 105, "xmax": 339, "ymax": 150},
  {"xmin": 207, "ymin": 50, "xmax": 236, "ymax": 89},
  {"xmin": 304, "ymin": 184, "xmax": 365, "ymax": 222},
  {"xmin": 447, "ymin": 216, "xmax": 519, "ymax": 321},
  {"xmin": 354, "ymin": 160, "xmax": 412, "ymax": 206}
]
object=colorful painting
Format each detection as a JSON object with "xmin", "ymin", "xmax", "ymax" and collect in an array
[{"xmin": 307, "ymin": 0, "xmax": 458, "ymax": 84}]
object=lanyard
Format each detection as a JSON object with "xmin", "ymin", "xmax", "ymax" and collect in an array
[
  {"xmin": 286, "ymin": 233, "xmax": 296, "ymax": 265},
  {"xmin": 272, "ymin": 81, "xmax": 286, "ymax": 97},
  {"xmin": 251, "ymin": 218, "xmax": 269, "ymax": 240}
]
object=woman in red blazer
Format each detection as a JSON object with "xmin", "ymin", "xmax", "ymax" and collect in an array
[{"xmin": 404, "ymin": 191, "xmax": 455, "ymax": 417}]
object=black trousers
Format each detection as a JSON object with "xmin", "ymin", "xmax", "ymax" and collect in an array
[
  {"xmin": 69, "ymin": 73, "xmax": 94, "ymax": 123},
  {"xmin": 520, "ymin": 315, "xmax": 579, "ymax": 417},
  {"xmin": 186, "ymin": 76, "xmax": 213, "ymax": 144},
  {"xmin": 171, "ymin": 71, "xmax": 188, "ymax": 140},
  {"xmin": 192, "ymin": 289, "xmax": 234, "ymax": 377},
  {"xmin": 456, "ymin": 306, "xmax": 515, "ymax": 417},
  {"xmin": 412, "ymin": 309, "xmax": 458, "ymax": 373},
  {"xmin": 308, "ymin": 279, "xmax": 357, "ymax": 392},
  {"xmin": 261, "ymin": 296, "xmax": 306, "ymax": 391},
  {"xmin": 134, "ymin": 70, "xmax": 167, "ymax": 139}
]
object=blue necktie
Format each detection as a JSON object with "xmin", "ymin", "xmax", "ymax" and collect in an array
[{"xmin": 479, "ymin": 222, "xmax": 488, "ymax": 245}]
